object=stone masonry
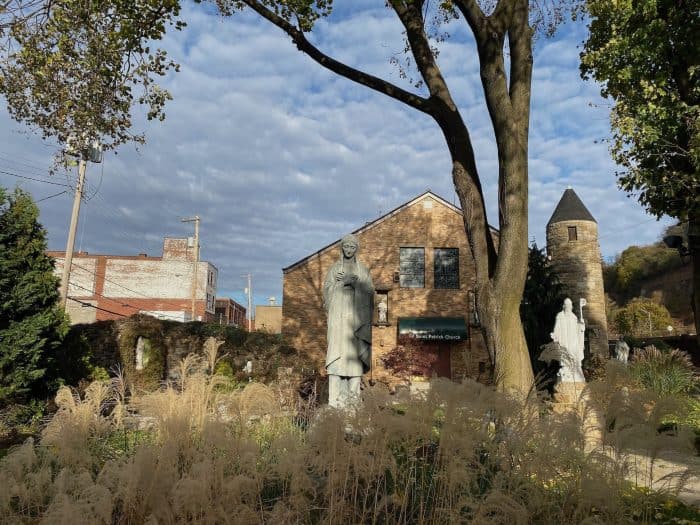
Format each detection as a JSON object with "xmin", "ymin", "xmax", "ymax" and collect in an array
[{"xmin": 546, "ymin": 189, "xmax": 609, "ymax": 355}]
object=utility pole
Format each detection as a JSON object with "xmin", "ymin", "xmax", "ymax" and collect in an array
[
  {"xmin": 181, "ymin": 216, "xmax": 200, "ymax": 321},
  {"xmin": 243, "ymin": 273, "xmax": 252, "ymax": 331},
  {"xmin": 59, "ymin": 159, "xmax": 87, "ymax": 309},
  {"xmin": 60, "ymin": 139, "xmax": 102, "ymax": 310}
]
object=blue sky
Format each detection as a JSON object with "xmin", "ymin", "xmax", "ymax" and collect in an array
[{"xmin": 0, "ymin": 2, "xmax": 674, "ymax": 311}]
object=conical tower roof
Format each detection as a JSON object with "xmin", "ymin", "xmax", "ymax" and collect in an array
[{"xmin": 547, "ymin": 188, "xmax": 596, "ymax": 225}]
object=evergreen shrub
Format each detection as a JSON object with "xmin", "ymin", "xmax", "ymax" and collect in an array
[{"xmin": 0, "ymin": 188, "xmax": 68, "ymax": 405}]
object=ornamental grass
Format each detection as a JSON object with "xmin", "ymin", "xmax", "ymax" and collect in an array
[{"xmin": 0, "ymin": 356, "xmax": 698, "ymax": 524}]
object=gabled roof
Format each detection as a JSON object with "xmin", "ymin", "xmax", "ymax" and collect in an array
[
  {"xmin": 547, "ymin": 188, "xmax": 596, "ymax": 225},
  {"xmin": 283, "ymin": 190, "xmax": 498, "ymax": 273}
]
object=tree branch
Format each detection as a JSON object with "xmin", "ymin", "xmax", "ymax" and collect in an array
[
  {"xmin": 390, "ymin": 1, "xmax": 454, "ymax": 106},
  {"xmin": 389, "ymin": 0, "xmax": 497, "ymax": 279},
  {"xmin": 452, "ymin": 0, "xmax": 486, "ymax": 40},
  {"xmin": 507, "ymin": 1, "xmax": 533, "ymax": 122},
  {"xmin": 240, "ymin": 0, "xmax": 433, "ymax": 115}
]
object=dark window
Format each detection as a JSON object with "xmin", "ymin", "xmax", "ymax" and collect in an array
[
  {"xmin": 400, "ymin": 247, "xmax": 425, "ymax": 288},
  {"xmin": 434, "ymin": 248, "xmax": 460, "ymax": 289},
  {"xmin": 568, "ymin": 226, "xmax": 578, "ymax": 241}
]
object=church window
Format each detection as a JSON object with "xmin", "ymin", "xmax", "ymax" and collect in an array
[
  {"xmin": 400, "ymin": 248, "xmax": 424, "ymax": 288},
  {"xmin": 434, "ymin": 248, "xmax": 459, "ymax": 289}
]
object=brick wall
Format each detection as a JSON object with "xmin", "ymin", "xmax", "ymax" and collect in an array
[
  {"xmin": 49, "ymin": 243, "xmax": 217, "ymax": 324},
  {"xmin": 256, "ymin": 305, "xmax": 282, "ymax": 334},
  {"xmin": 163, "ymin": 237, "xmax": 196, "ymax": 261},
  {"xmin": 215, "ymin": 298, "xmax": 247, "ymax": 327},
  {"xmin": 282, "ymin": 194, "xmax": 492, "ymax": 385}
]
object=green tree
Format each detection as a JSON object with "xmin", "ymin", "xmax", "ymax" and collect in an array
[
  {"xmin": 605, "ymin": 243, "xmax": 683, "ymax": 301},
  {"xmin": 0, "ymin": 187, "xmax": 68, "ymax": 405},
  {"xmin": 0, "ymin": 0, "xmax": 184, "ymax": 156},
  {"xmin": 614, "ymin": 298, "xmax": 673, "ymax": 337},
  {"xmin": 520, "ymin": 243, "xmax": 565, "ymax": 386},
  {"xmin": 205, "ymin": 0, "xmax": 579, "ymax": 395},
  {"xmin": 580, "ymin": 0, "xmax": 700, "ymax": 339}
]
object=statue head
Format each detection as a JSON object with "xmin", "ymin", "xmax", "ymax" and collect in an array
[
  {"xmin": 563, "ymin": 297, "xmax": 573, "ymax": 312},
  {"xmin": 341, "ymin": 234, "xmax": 359, "ymax": 260}
]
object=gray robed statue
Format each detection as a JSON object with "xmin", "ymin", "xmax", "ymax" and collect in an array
[{"xmin": 323, "ymin": 234, "xmax": 374, "ymax": 408}]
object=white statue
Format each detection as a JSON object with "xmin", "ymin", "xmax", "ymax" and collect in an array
[
  {"xmin": 323, "ymin": 234, "xmax": 374, "ymax": 408},
  {"xmin": 615, "ymin": 336, "xmax": 630, "ymax": 363},
  {"xmin": 377, "ymin": 298, "xmax": 388, "ymax": 323},
  {"xmin": 550, "ymin": 297, "xmax": 586, "ymax": 383}
]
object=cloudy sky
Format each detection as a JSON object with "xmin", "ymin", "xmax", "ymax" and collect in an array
[{"xmin": 0, "ymin": 2, "xmax": 674, "ymax": 310}]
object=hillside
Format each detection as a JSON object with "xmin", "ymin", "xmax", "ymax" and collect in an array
[{"xmin": 604, "ymin": 238, "xmax": 694, "ymax": 334}]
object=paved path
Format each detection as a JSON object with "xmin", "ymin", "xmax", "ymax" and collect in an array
[{"xmin": 627, "ymin": 450, "xmax": 700, "ymax": 507}]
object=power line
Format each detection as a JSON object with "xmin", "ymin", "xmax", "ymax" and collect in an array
[
  {"xmin": 36, "ymin": 190, "xmax": 68, "ymax": 202},
  {"xmin": 0, "ymin": 169, "xmax": 70, "ymax": 187},
  {"xmin": 66, "ymin": 280, "xmax": 187, "ymax": 322},
  {"xmin": 67, "ymin": 297, "xmax": 129, "ymax": 318},
  {"xmin": 0, "ymin": 154, "xmax": 51, "ymax": 175}
]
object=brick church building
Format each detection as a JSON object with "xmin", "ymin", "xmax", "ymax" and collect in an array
[{"xmin": 282, "ymin": 191, "xmax": 494, "ymax": 385}]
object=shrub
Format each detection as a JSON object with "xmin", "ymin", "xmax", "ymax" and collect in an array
[
  {"xmin": 0, "ymin": 399, "xmax": 47, "ymax": 443},
  {"xmin": 380, "ymin": 343, "xmax": 438, "ymax": 381},
  {"xmin": 614, "ymin": 298, "xmax": 674, "ymax": 337},
  {"xmin": 0, "ymin": 187, "xmax": 69, "ymax": 405},
  {"xmin": 629, "ymin": 346, "xmax": 697, "ymax": 397}
]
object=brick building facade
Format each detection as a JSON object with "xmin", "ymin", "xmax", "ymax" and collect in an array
[
  {"xmin": 215, "ymin": 297, "xmax": 247, "ymax": 327},
  {"xmin": 256, "ymin": 305, "xmax": 282, "ymax": 334},
  {"xmin": 50, "ymin": 237, "xmax": 218, "ymax": 324},
  {"xmin": 282, "ymin": 191, "xmax": 493, "ymax": 386}
]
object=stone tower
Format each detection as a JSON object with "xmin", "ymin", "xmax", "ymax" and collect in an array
[{"xmin": 546, "ymin": 188, "xmax": 608, "ymax": 355}]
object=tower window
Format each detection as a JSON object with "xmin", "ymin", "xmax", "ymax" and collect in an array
[{"xmin": 568, "ymin": 226, "xmax": 578, "ymax": 241}]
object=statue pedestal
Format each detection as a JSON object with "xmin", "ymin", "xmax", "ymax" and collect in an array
[
  {"xmin": 553, "ymin": 381, "xmax": 587, "ymax": 405},
  {"xmin": 552, "ymin": 381, "xmax": 603, "ymax": 451}
]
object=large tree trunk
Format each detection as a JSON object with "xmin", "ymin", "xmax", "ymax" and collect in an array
[
  {"xmin": 446, "ymin": 142, "xmax": 533, "ymax": 396},
  {"xmin": 480, "ymin": 283, "xmax": 534, "ymax": 394}
]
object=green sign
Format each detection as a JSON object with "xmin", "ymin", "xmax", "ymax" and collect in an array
[{"xmin": 398, "ymin": 317, "xmax": 468, "ymax": 342}]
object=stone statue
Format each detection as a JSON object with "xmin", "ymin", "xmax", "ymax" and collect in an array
[
  {"xmin": 550, "ymin": 297, "xmax": 586, "ymax": 383},
  {"xmin": 377, "ymin": 297, "xmax": 388, "ymax": 324},
  {"xmin": 615, "ymin": 336, "xmax": 630, "ymax": 363},
  {"xmin": 323, "ymin": 234, "xmax": 374, "ymax": 408}
]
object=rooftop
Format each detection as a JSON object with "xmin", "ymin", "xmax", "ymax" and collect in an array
[{"xmin": 547, "ymin": 188, "xmax": 596, "ymax": 225}]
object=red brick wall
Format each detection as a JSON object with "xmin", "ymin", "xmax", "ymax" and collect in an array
[{"xmin": 49, "ymin": 250, "xmax": 215, "ymax": 323}]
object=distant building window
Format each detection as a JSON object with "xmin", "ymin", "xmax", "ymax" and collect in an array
[
  {"xmin": 400, "ymin": 247, "xmax": 425, "ymax": 288},
  {"xmin": 568, "ymin": 226, "xmax": 578, "ymax": 241},
  {"xmin": 434, "ymin": 248, "xmax": 459, "ymax": 289}
]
